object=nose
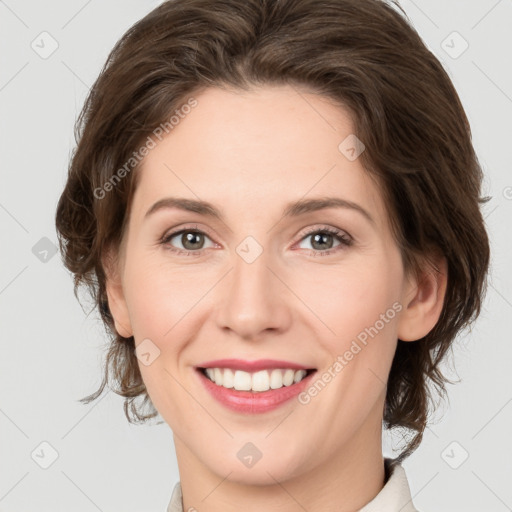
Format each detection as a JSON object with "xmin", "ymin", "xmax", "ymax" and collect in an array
[{"xmin": 215, "ymin": 243, "xmax": 292, "ymax": 341}]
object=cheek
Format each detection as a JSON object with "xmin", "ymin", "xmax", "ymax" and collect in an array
[
  {"xmin": 298, "ymin": 262, "xmax": 402, "ymax": 342},
  {"xmin": 308, "ymin": 267, "xmax": 401, "ymax": 409},
  {"xmin": 123, "ymin": 254, "xmax": 207, "ymax": 341},
  {"xmin": 301, "ymin": 262, "xmax": 403, "ymax": 398}
]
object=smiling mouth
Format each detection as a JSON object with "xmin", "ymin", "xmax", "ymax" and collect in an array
[{"xmin": 197, "ymin": 367, "xmax": 317, "ymax": 393}]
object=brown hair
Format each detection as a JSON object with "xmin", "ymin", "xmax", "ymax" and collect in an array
[{"xmin": 55, "ymin": 0, "xmax": 490, "ymax": 465}]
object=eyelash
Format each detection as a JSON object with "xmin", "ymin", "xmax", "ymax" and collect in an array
[{"xmin": 160, "ymin": 224, "xmax": 353, "ymax": 257}]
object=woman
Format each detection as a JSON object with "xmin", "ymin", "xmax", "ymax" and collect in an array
[{"xmin": 55, "ymin": 0, "xmax": 490, "ymax": 510}]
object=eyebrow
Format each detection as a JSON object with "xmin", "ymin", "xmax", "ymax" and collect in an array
[{"xmin": 144, "ymin": 196, "xmax": 375, "ymax": 226}]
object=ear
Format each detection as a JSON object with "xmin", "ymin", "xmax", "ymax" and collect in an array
[
  {"xmin": 397, "ymin": 253, "xmax": 448, "ymax": 342},
  {"xmin": 102, "ymin": 245, "xmax": 133, "ymax": 338}
]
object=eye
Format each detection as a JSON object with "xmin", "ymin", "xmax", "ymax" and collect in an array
[
  {"xmin": 161, "ymin": 227, "xmax": 216, "ymax": 253},
  {"xmin": 160, "ymin": 224, "xmax": 353, "ymax": 256},
  {"xmin": 295, "ymin": 226, "xmax": 353, "ymax": 254}
]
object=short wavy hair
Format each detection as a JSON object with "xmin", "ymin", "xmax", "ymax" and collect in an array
[{"xmin": 55, "ymin": 0, "xmax": 490, "ymax": 465}]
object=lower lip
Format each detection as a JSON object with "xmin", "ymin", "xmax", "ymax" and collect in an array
[{"xmin": 196, "ymin": 369, "xmax": 316, "ymax": 414}]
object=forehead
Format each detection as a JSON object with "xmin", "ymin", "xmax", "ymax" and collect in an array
[{"xmin": 130, "ymin": 85, "xmax": 387, "ymax": 228}]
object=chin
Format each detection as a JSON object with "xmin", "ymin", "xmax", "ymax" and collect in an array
[{"xmin": 209, "ymin": 453, "xmax": 308, "ymax": 486}]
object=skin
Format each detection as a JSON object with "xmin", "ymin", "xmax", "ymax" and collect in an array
[{"xmin": 104, "ymin": 84, "xmax": 447, "ymax": 512}]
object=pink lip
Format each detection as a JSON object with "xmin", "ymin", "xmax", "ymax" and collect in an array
[
  {"xmin": 196, "ymin": 358, "xmax": 314, "ymax": 372},
  {"xmin": 195, "ymin": 366, "xmax": 317, "ymax": 414}
]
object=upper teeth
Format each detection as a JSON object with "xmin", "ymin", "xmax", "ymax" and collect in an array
[{"xmin": 204, "ymin": 368, "xmax": 309, "ymax": 392}]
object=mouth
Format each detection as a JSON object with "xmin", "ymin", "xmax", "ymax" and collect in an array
[
  {"xmin": 196, "ymin": 367, "xmax": 317, "ymax": 392},
  {"xmin": 194, "ymin": 359, "xmax": 317, "ymax": 413}
]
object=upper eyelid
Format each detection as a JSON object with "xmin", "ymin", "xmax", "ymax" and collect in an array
[
  {"xmin": 300, "ymin": 225, "xmax": 349, "ymax": 237},
  {"xmin": 162, "ymin": 223, "xmax": 215, "ymax": 238}
]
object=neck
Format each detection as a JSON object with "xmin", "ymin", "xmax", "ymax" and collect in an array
[{"xmin": 173, "ymin": 410, "xmax": 386, "ymax": 512}]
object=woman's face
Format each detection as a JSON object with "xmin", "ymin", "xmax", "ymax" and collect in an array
[{"xmin": 106, "ymin": 85, "xmax": 428, "ymax": 485}]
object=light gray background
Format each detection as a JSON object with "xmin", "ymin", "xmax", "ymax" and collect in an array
[{"xmin": 1, "ymin": 1, "xmax": 511, "ymax": 511}]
